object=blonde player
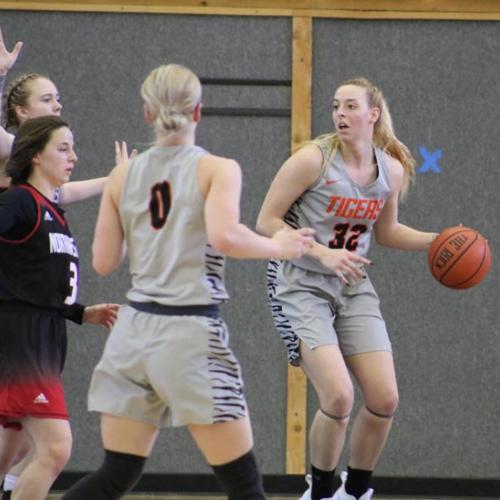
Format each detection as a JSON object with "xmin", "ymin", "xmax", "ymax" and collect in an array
[
  {"xmin": 62, "ymin": 64, "xmax": 314, "ymax": 499},
  {"xmin": 257, "ymin": 78, "xmax": 438, "ymax": 500}
]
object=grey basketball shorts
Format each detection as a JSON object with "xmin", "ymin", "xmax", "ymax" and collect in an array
[
  {"xmin": 88, "ymin": 304, "xmax": 248, "ymax": 427},
  {"xmin": 267, "ymin": 260, "xmax": 392, "ymax": 366}
]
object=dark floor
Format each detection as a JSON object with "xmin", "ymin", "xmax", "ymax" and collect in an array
[{"xmin": 47, "ymin": 495, "xmax": 494, "ymax": 500}]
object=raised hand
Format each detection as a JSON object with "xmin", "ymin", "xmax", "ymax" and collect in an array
[
  {"xmin": 273, "ymin": 227, "xmax": 315, "ymax": 260},
  {"xmin": 83, "ymin": 303, "xmax": 119, "ymax": 329},
  {"xmin": 115, "ymin": 140, "xmax": 138, "ymax": 165},
  {"xmin": 0, "ymin": 28, "xmax": 23, "ymax": 76}
]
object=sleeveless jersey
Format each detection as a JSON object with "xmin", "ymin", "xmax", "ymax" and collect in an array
[
  {"xmin": 120, "ymin": 144, "xmax": 229, "ymax": 306},
  {"xmin": 0, "ymin": 184, "xmax": 79, "ymax": 308},
  {"xmin": 285, "ymin": 138, "xmax": 393, "ymax": 274}
]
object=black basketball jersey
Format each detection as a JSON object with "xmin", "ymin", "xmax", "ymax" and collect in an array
[{"xmin": 0, "ymin": 184, "xmax": 80, "ymax": 310}]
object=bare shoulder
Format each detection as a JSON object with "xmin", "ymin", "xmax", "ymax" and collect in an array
[
  {"xmin": 198, "ymin": 153, "xmax": 241, "ymax": 182},
  {"xmin": 276, "ymin": 143, "xmax": 324, "ymax": 190},
  {"xmin": 199, "ymin": 153, "xmax": 240, "ymax": 172},
  {"xmin": 197, "ymin": 154, "xmax": 241, "ymax": 197},
  {"xmin": 384, "ymin": 154, "xmax": 404, "ymax": 192},
  {"xmin": 293, "ymin": 143, "xmax": 324, "ymax": 168}
]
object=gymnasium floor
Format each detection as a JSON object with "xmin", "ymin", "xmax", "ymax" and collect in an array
[{"xmin": 46, "ymin": 495, "xmax": 493, "ymax": 499}]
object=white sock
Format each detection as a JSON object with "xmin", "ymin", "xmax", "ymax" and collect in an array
[{"xmin": 3, "ymin": 474, "xmax": 18, "ymax": 492}]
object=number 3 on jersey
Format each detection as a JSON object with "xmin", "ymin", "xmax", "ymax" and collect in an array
[
  {"xmin": 149, "ymin": 181, "xmax": 172, "ymax": 229},
  {"xmin": 328, "ymin": 222, "xmax": 368, "ymax": 251},
  {"xmin": 64, "ymin": 261, "xmax": 78, "ymax": 305}
]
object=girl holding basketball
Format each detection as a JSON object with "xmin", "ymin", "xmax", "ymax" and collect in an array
[{"xmin": 257, "ymin": 77, "xmax": 438, "ymax": 500}]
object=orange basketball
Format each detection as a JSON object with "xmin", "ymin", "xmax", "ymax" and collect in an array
[{"xmin": 428, "ymin": 226, "xmax": 491, "ymax": 289}]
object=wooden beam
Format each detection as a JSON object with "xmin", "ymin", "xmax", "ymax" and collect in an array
[
  {"xmin": 286, "ymin": 15, "xmax": 312, "ymax": 476},
  {"xmin": 2, "ymin": 0, "xmax": 500, "ymax": 19}
]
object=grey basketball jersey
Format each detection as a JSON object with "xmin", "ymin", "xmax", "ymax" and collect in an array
[
  {"xmin": 286, "ymin": 137, "xmax": 393, "ymax": 274},
  {"xmin": 120, "ymin": 144, "xmax": 228, "ymax": 305}
]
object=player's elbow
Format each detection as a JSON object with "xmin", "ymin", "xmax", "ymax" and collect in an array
[
  {"xmin": 255, "ymin": 212, "xmax": 275, "ymax": 237},
  {"xmin": 374, "ymin": 231, "xmax": 390, "ymax": 247},
  {"xmin": 207, "ymin": 223, "xmax": 242, "ymax": 255},
  {"xmin": 92, "ymin": 257, "xmax": 113, "ymax": 276},
  {"xmin": 208, "ymin": 232, "xmax": 236, "ymax": 255},
  {"xmin": 374, "ymin": 225, "xmax": 397, "ymax": 248},
  {"xmin": 255, "ymin": 216, "xmax": 268, "ymax": 237}
]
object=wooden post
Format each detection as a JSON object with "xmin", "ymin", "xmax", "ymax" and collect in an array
[{"xmin": 286, "ymin": 15, "xmax": 312, "ymax": 475}]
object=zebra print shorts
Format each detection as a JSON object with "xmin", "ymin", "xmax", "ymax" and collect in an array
[
  {"xmin": 267, "ymin": 260, "xmax": 391, "ymax": 366},
  {"xmin": 88, "ymin": 304, "xmax": 247, "ymax": 427}
]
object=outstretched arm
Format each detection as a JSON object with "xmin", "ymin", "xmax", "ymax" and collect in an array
[
  {"xmin": 58, "ymin": 177, "xmax": 107, "ymax": 204},
  {"xmin": 202, "ymin": 155, "xmax": 314, "ymax": 260},
  {"xmin": 58, "ymin": 141, "xmax": 136, "ymax": 204},
  {"xmin": 0, "ymin": 28, "xmax": 22, "ymax": 165},
  {"xmin": 0, "ymin": 27, "xmax": 23, "ymax": 122}
]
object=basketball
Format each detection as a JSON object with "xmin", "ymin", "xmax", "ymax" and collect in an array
[{"xmin": 428, "ymin": 226, "xmax": 491, "ymax": 289}]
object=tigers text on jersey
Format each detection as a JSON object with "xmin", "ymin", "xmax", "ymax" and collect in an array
[
  {"xmin": 285, "ymin": 138, "xmax": 392, "ymax": 274},
  {"xmin": 0, "ymin": 184, "xmax": 79, "ymax": 308},
  {"xmin": 120, "ymin": 144, "xmax": 229, "ymax": 306}
]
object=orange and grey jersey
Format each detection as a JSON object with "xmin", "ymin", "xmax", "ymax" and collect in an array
[
  {"xmin": 286, "ymin": 137, "xmax": 393, "ymax": 274},
  {"xmin": 120, "ymin": 144, "xmax": 229, "ymax": 306}
]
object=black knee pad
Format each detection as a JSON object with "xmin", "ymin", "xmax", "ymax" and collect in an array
[
  {"xmin": 62, "ymin": 449, "xmax": 146, "ymax": 499},
  {"xmin": 211, "ymin": 450, "xmax": 265, "ymax": 500}
]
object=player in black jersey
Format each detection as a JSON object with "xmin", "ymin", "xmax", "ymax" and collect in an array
[
  {"xmin": 0, "ymin": 116, "xmax": 118, "ymax": 500},
  {"xmin": 0, "ymin": 30, "xmax": 127, "ymax": 499}
]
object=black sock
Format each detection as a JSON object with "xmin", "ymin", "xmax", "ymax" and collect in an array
[
  {"xmin": 345, "ymin": 466, "xmax": 372, "ymax": 499},
  {"xmin": 311, "ymin": 464, "xmax": 335, "ymax": 500},
  {"xmin": 211, "ymin": 449, "xmax": 265, "ymax": 500},
  {"xmin": 62, "ymin": 450, "xmax": 146, "ymax": 499},
  {"xmin": 2, "ymin": 492, "xmax": 11, "ymax": 500}
]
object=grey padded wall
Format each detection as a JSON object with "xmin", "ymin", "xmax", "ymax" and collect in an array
[
  {"xmin": 0, "ymin": 11, "xmax": 292, "ymax": 474},
  {"xmin": 313, "ymin": 19, "xmax": 499, "ymax": 477}
]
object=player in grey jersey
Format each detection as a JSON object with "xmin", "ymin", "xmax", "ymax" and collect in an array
[
  {"xmin": 62, "ymin": 64, "xmax": 314, "ymax": 500},
  {"xmin": 257, "ymin": 78, "xmax": 438, "ymax": 500}
]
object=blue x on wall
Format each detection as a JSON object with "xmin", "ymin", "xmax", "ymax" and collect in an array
[{"xmin": 417, "ymin": 145, "xmax": 442, "ymax": 174}]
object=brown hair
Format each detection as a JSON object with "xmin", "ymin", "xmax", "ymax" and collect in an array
[{"xmin": 6, "ymin": 116, "xmax": 69, "ymax": 185}]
